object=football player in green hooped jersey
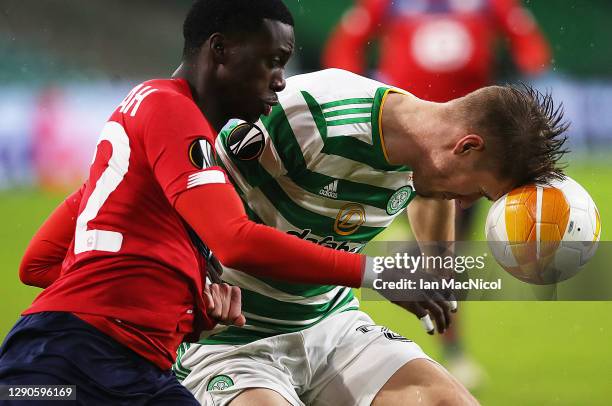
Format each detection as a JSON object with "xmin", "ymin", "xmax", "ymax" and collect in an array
[{"xmin": 176, "ymin": 69, "xmax": 568, "ymax": 406}]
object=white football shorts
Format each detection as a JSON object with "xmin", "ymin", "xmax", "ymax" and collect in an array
[{"xmin": 178, "ymin": 310, "xmax": 432, "ymax": 405}]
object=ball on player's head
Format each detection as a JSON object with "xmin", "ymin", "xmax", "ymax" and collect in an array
[{"xmin": 485, "ymin": 176, "xmax": 601, "ymax": 284}]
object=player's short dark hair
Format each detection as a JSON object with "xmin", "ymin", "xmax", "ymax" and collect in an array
[
  {"xmin": 182, "ymin": 0, "xmax": 294, "ymax": 59},
  {"xmin": 463, "ymin": 84, "xmax": 569, "ymax": 186}
]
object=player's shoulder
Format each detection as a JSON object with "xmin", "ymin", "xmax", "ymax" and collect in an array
[
  {"xmin": 287, "ymin": 69, "xmax": 389, "ymax": 90},
  {"xmin": 287, "ymin": 68, "xmax": 366, "ymax": 83},
  {"xmin": 116, "ymin": 78, "xmax": 214, "ymax": 140},
  {"xmin": 282, "ymin": 69, "xmax": 391, "ymax": 105},
  {"xmin": 117, "ymin": 78, "xmax": 198, "ymax": 118},
  {"xmin": 140, "ymin": 78, "xmax": 196, "ymax": 108}
]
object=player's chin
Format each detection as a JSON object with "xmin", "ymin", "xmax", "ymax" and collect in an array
[
  {"xmin": 413, "ymin": 184, "xmax": 434, "ymax": 199},
  {"xmin": 236, "ymin": 107, "xmax": 263, "ymax": 124},
  {"xmin": 412, "ymin": 179, "xmax": 436, "ymax": 199}
]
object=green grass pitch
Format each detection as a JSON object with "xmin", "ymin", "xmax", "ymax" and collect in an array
[{"xmin": 1, "ymin": 160, "xmax": 611, "ymax": 405}]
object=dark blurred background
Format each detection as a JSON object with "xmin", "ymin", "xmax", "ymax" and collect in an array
[{"xmin": 2, "ymin": 0, "xmax": 612, "ymax": 79}]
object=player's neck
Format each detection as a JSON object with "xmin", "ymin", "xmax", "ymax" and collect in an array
[
  {"xmin": 381, "ymin": 93, "xmax": 458, "ymax": 168},
  {"xmin": 172, "ymin": 63, "xmax": 227, "ymax": 132}
]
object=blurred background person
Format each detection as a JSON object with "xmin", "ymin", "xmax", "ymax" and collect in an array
[{"xmin": 323, "ymin": 0, "xmax": 551, "ymax": 390}]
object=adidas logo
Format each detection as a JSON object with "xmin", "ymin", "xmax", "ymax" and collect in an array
[{"xmin": 319, "ymin": 180, "xmax": 338, "ymax": 199}]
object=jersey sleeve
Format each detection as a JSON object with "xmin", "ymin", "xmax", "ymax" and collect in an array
[
  {"xmin": 175, "ymin": 184, "xmax": 366, "ymax": 288},
  {"xmin": 19, "ymin": 185, "xmax": 84, "ymax": 288},
  {"xmin": 139, "ymin": 91, "xmax": 229, "ymax": 206},
  {"xmin": 137, "ymin": 87, "xmax": 366, "ymax": 288}
]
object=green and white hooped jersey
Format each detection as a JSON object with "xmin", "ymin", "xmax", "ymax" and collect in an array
[{"xmin": 206, "ymin": 69, "xmax": 416, "ymax": 345}]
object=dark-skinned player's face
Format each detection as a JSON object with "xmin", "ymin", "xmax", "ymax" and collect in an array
[{"xmin": 216, "ymin": 19, "xmax": 294, "ymax": 123}]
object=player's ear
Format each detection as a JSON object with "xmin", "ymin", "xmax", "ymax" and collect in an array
[
  {"xmin": 209, "ymin": 33, "xmax": 227, "ymax": 64},
  {"xmin": 452, "ymin": 134, "xmax": 485, "ymax": 155}
]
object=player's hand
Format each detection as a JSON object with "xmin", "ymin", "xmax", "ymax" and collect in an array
[
  {"xmin": 392, "ymin": 294, "xmax": 457, "ymax": 335},
  {"xmin": 394, "ymin": 269, "xmax": 457, "ymax": 335},
  {"xmin": 373, "ymin": 267, "xmax": 457, "ymax": 335},
  {"xmin": 203, "ymin": 283, "xmax": 246, "ymax": 327}
]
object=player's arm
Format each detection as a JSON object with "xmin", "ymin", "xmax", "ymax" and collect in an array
[
  {"xmin": 18, "ymin": 182, "xmax": 247, "ymax": 325},
  {"xmin": 491, "ymin": 0, "xmax": 551, "ymax": 75},
  {"xmin": 143, "ymin": 93, "xmax": 366, "ymax": 289},
  {"xmin": 393, "ymin": 196, "xmax": 456, "ymax": 334},
  {"xmin": 18, "ymin": 185, "xmax": 84, "ymax": 288},
  {"xmin": 175, "ymin": 183, "xmax": 364, "ymax": 287},
  {"xmin": 322, "ymin": 0, "xmax": 389, "ymax": 73},
  {"xmin": 407, "ymin": 196, "xmax": 455, "ymax": 245}
]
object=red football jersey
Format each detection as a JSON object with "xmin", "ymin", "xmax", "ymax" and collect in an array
[
  {"xmin": 324, "ymin": 0, "xmax": 550, "ymax": 102},
  {"xmin": 24, "ymin": 79, "xmax": 222, "ymax": 368}
]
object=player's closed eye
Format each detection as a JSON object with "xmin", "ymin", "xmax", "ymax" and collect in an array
[{"xmin": 268, "ymin": 56, "xmax": 283, "ymax": 68}]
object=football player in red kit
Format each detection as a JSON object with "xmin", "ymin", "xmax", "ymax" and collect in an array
[
  {"xmin": 0, "ymin": 1, "xmax": 369, "ymax": 404},
  {"xmin": 323, "ymin": 0, "xmax": 551, "ymax": 389},
  {"xmin": 323, "ymin": 0, "xmax": 550, "ymax": 102}
]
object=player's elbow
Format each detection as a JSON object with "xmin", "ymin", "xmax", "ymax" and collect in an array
[
  {"xmin": 212, "ymin": 244, "xmax": 250, "ymax": 270},
  {"xmin": 18, "ymin": 258, "xmax": 54, "ymax": 288},
  {"xmin": 206, "ymin": 220, "xmax": 258, "ymax": 270},
  {"xmin": 18, "ymin": 260, "xmax": 39, "ymax": 286}
]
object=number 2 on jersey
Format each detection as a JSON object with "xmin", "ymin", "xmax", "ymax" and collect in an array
[{"xmin": 74, "ymin": 121, "xmax": 130, "ymax": 254}]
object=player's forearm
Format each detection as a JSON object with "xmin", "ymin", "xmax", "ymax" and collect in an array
[
  {"xmin": 19, "ymin": 256, "xmax": 62, "ymax": 288},
  {"xmin": 407, "ymin": 197, "xmax": 455, "ymax": 253},
  {"xmin": 176, "ymin": 184, "xmax": 365, "ymax": 288},
  {"xmin": 19, "ymin": 189, "xmax": 82, "ymax": 288},
  {"xmin": 219, "ymin": 218, "xmax": 365, "ymax": 287}
]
